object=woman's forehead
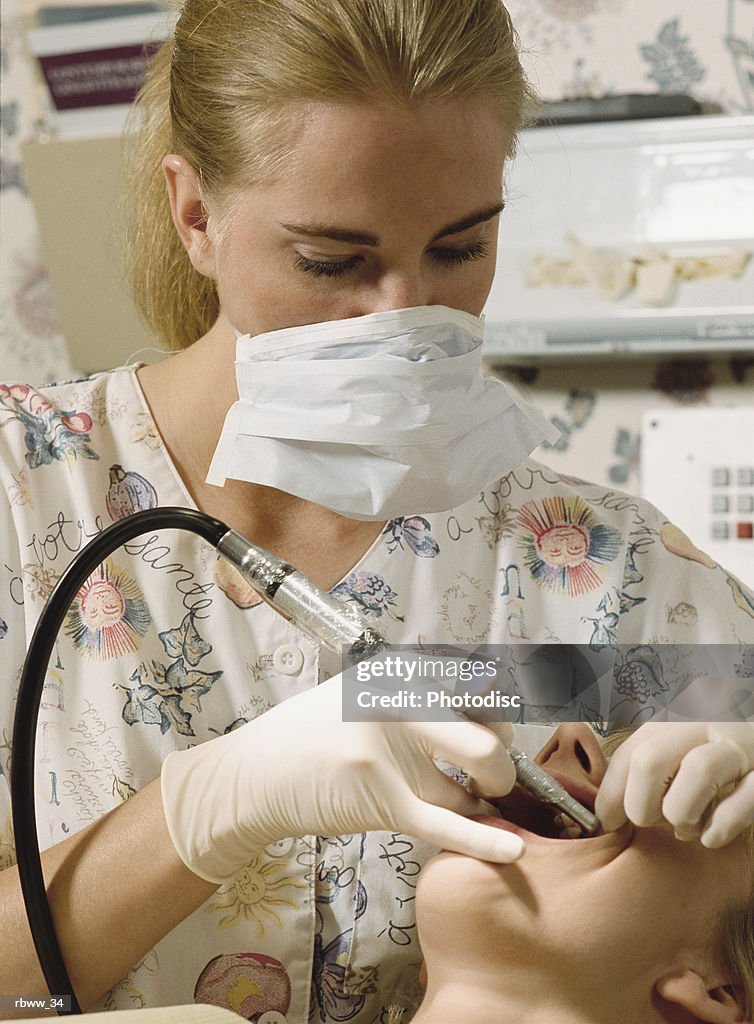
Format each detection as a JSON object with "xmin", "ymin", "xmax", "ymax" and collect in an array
[
  {"xmin": 228, "ymin": 98, "xmax": 508, "ymax": 226},
  {"xmin": 267, "ymin": 96, "xmax": 510, "ymax": 178}
]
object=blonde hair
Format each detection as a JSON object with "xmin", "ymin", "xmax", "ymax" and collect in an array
[
  {"xmin": 124, "ymin": 0, "xmax": 535, "ymax": 349},
  {"xmin": 709, "ymin": 782, "xmax": 754, "ymax": 1021},
  {"xmin": 715, "ymin": 888, "xmax": 754, "ymax": 1023}
]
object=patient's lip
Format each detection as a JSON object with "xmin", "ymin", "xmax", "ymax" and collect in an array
[
  {"xmin": 474, "ymin": 814, "xmax": 561, "ymax": 844},
  {"xmin": 474, "ymin": 814, "xmax": 633, "ymax": 850},
  {"xmin": 477, "ymin": 764, "xmax": 631, "ymax": 849}
]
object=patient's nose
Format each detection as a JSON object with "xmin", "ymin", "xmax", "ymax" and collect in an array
[{"xmin": 535, "ymin": 723, "xmax": 608, "ymax": 789}]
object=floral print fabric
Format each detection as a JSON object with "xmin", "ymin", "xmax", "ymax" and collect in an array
[{"xmin": 0, "ymin": 365, "xmax": 752, "ymax": 1020}]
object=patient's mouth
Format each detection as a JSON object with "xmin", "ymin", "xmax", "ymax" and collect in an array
[{"xmin": 488, "ymin": 769, "xmax": 599, "ymax": 842}]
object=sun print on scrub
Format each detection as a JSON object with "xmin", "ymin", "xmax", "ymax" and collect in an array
[
  {"xmin": 517, "ymin": 495, "xmax": 623, "ymax": 596},
  {"xmin": 64, "ymin": 558, "xmax": 151, "ymax": 659},
  {"xmin": 207, "ymin": 850, "xmax": 306, "ymax": 935}
]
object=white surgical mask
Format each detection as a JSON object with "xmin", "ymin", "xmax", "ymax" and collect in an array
[{"xmin": 206, "ymin": 305, "xmax": 560, "ymax": 520}]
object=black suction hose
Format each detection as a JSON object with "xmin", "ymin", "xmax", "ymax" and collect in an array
[{"xmin": 11, "ymin": 507, "xmax": 229, "ymax": 1015}]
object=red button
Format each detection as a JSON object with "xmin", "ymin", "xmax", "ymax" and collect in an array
[{"xmin": 737, "ymin": 522, "xmax": 754, "ymax": 539}]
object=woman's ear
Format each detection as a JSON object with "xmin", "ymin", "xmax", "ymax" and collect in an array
[
  {"xmin": 162, "ymin": 154, "xmax": 217, "ymax": 278},
  {"xmin": 656, "ymin": 968, "xmax": 747, "ymax": 1023}
]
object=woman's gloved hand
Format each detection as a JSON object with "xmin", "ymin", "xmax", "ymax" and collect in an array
[
  {"xmin": 160, "ymin": 672, "xmax": 522, "ymax": 883},
  {"xmin": 595, "ymin": 721, "xmax": 754, "ymax": 847}
]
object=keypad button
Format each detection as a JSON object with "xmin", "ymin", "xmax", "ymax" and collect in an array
[
  {"xmin": 736, "ymin": 522, "xmax": 754, "ymax": 540},
  {"xmin": 737, "ymin": 467, "xmax": 754, "ymax": 487},
  {"xmin": 711, "ymin": 467, "xmax": 730, "ymax": 486},
  {"xmin": 711, "ymin": 494, "xmax": 730, "ymax": 513},
  {"xmin": 737, "ymin": 494, "xmax": 754, "ymax": 514},
  {"xmin": 711, "ymin": 522, "xmax": 730, "ymax": 540}
]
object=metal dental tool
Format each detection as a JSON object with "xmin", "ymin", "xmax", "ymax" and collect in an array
[
  {"xmin": 216, "ymin": 527, "xmax": 387, "ymax": 661},
  {"xmin": 508, "ymin": 746, "xmax": 601, "ymax": 836}
]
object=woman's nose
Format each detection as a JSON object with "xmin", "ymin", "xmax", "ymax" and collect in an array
[
  {"xmin": 535, "ymin": 723, "xmax": 608, "ymax": 789},
  {"xmin": 360, "ymin": 270, "xmax": 432, "ymax": 314}
]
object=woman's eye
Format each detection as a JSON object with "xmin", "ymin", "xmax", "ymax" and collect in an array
[
  {"xmin": 293, "ymin": 254, "xmax": 362, "ymax": 279},
  {"xmin": 430, "ymin": 239, "xmax": 491, "ymax": 266},
  {"xmin": 293, "ymin": 238, "xmax": 491, "ymax": 280}
]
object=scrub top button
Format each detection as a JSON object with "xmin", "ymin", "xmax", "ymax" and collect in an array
[
  {"xmin": 258, "ymin": 1014, "xmax": 287, "ymax": 1024},
  {"xmin": 273, "ymin": 644, "xmax": 305, "ymax": 675}
]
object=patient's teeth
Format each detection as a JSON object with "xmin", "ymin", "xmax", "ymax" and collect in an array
[
  {"xmin": 553, "ymin": 812, "xmax": 576, "ymax": 829},
  {"xmin": 552, "ymin": 811, "xmax": 583, "ymax": 838}
]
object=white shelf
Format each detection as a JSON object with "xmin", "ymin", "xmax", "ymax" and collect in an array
[{"xmin": 483, "ymin": 115, "xmax": 754, "ymax": 361}]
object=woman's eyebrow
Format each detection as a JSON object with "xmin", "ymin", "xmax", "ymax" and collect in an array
[
  {"xmin": 430, "ymin": 201, "xmax": 505, "ymax": 242},
  {"xmin": 280, "ymin": 201, "xmax": 505, "ymax": 247}
]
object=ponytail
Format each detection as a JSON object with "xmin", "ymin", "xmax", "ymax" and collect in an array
[{"xmin": 123, "ymin": 40, "xmax": 219, "ymax": 349}]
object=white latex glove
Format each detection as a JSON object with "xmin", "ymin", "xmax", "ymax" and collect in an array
[
  {"xmin": 595, "ymin": 722, "xmax": 754, "ymax": 848},
  {"xmin": 161, "ymin": 672, "xmax": 522, "ymax": 883}
]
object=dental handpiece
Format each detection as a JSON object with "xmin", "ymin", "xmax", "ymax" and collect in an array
[
  {"xmin": 218, "ymin": 527, "xmax": 602, "ymax": 836},
  {"xmin": 508, "ymin": 746, "xmax": 600, "ymax": 836},
  {"xmin": 217, "ymin": 528, "xmax": 386, "ymax": 659}
]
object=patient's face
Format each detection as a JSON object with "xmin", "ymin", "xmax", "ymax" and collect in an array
[{"xmin": 416, "ymin": 724, "xmax": 750, "ymax": 983}]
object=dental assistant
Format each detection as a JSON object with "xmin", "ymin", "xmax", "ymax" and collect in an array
[{"xmin": 1, "ymin": 0, "xmax": 753, "ymax": 1019}]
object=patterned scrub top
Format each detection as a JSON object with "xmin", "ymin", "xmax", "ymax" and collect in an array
[{"xmin": 1, "ymin": 366, "xmax": 752, "ymax": 1021}]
